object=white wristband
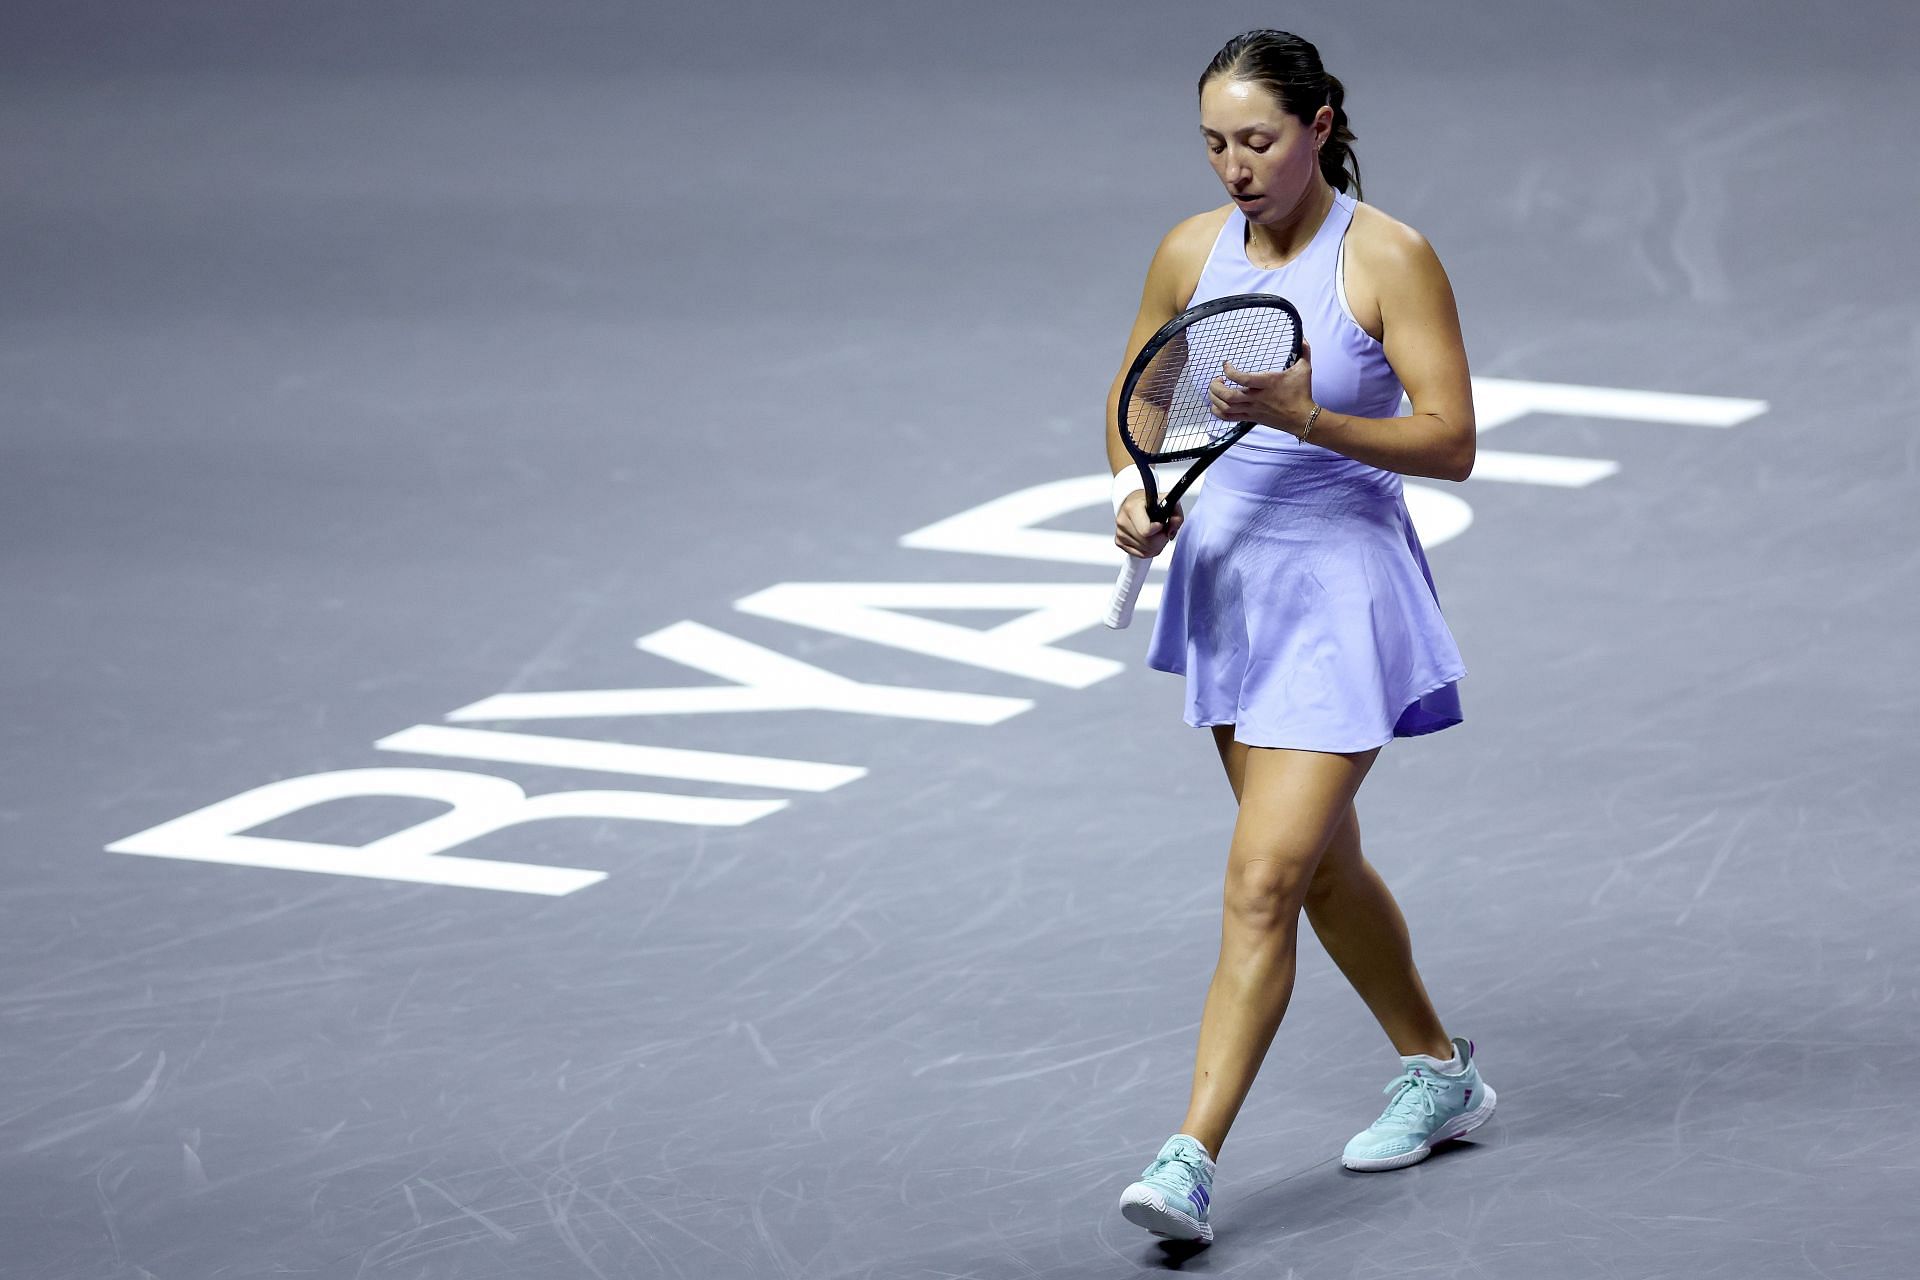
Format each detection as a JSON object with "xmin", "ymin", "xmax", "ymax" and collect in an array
[{"xmin": 1110, "ymin": 467, "xmax": 1147, "ymax": 516}]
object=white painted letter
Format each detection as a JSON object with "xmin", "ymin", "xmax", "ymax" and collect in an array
[
  {"xmin": 375, "ymin": 724, "xmax": 865, "ymax": 792},
  {"xmin": 1471, "ymin": 377, "xmax": 1767, "ymax": 432},
  {"xmin": 735, "ymin": 582, "xmax": 1155, "ymax": 689},
  {"xmin": 906, "ymin": 471, "xmax": 1474, "ymax": 559},
  {"xmin": 1401, "ymin": 484, "xmax": 1475, "ymax": 547},
  {"xmin": 896, "ymin": 379, "xmax": 1766, "ymax": 571},
  {"xmin": 449, "ymin": 621, "xmax": 1031, "ymax": 726},
  {"xmin": 899, "ymin": 473, "xmax": 1139, "ymax": 569},
  {"xmin": 1469, "ymin": 451, "xmax": 1619, "ymax": 487},
  {"xmin": 106, "ymin": 768, "xmax": 786, "ymax": 895}
]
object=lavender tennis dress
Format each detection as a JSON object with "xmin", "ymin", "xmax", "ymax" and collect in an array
[{"xmin": 1145, "ymin": 190, "xmax": 1466, "ymax": 753}]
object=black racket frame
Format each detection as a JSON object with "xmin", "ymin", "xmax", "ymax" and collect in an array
[{"xmin": 1115, "ymin": 292, "xmax": 1303, "ymax": 522}]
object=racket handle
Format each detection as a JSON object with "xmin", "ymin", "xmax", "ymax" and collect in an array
[{"xmin": 1105, "ymin": 554, "xmax": 1152, "ymax": 630}]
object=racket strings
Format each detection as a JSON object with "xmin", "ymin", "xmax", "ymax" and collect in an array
[{"xmin": 1123, "ymin": 306, "xmax": 1299, "ymax": 459}]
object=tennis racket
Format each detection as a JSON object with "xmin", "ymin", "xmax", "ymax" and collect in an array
[{"xmin": 1104, "ymin": 292, "xmax": 1303, "ymax": 630}]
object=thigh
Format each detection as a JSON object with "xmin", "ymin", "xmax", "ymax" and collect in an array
[
  {"xmin": 1210, "ymin": 725, "xmax": 1247, "ymax": 802},
  {"xmin": 1226, "ymin": 742, "xmax": 1380, "ymax": 889},
  {"xmin": 1306, "ymin": 798, "xmax": 1364, "ymax": 900}
]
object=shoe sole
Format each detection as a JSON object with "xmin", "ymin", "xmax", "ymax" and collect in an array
[
  {"xmin": 1118, "ymin": 1185, "xmax": 1214, "ymax": 1243},
  {"xmin": 1341, "ymin": 1082, "xmax": 1498, "ymax": 1172}
]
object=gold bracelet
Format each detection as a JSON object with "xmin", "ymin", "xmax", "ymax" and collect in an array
[{"xmin": 1300, "ymin": 404, "xmax": 1322, "ymax": 442}]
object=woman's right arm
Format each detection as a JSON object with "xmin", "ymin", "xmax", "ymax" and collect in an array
[{"xmin": 1108, "ymin": 211, "xmax": 1218, "ymax": 557}]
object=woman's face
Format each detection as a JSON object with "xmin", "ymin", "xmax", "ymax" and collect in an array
[{"xmin": 1198, "ymin": 76, "xmax": 1327, "ymax": 224}]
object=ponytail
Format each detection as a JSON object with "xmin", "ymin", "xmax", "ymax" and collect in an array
[{"xmin": 1319, "ymin": 73, "xmax": 1362, "ymax": 199}]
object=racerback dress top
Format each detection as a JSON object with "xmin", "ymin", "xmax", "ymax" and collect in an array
[
  {"xmin": 1144, "ymin": 189, "xmax": 1467, "ymax": 751},
  {"xmin": 1192, "ymin": 190, "xmax": 1409, "ymax": 427}
]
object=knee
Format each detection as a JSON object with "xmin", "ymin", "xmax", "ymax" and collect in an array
[{"xmin": 1224, "ymin": 856, "xmax": 1313, "ymax": 933}]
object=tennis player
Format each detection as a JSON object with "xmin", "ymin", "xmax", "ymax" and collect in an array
[{"xmin": 1110, "ymin": 30, "xmax": 1496, "ymax": 1244}]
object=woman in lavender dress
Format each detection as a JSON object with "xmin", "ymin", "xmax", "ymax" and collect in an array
[{"xmin": 1109, "ymin": 30, "xmax": 1498, "ymax": 1245}]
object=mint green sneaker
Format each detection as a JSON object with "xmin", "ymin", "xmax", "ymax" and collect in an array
[
  {"xmin": 1341, "ymin": 1036, "xmax": 1497, "ymax": 1171},
  {"xmin": 1118, "ymin": 1133, "xmax": 1216, "ymax": 1243}
]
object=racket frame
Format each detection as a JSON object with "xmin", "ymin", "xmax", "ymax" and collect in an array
[
  {"xmin": 1104, "ymin": 292, "xmax": 1303, "ymax": 632},
  {"xmin": 1114, "ymin": 292, "xmax": 1304, "ymax": 523}
]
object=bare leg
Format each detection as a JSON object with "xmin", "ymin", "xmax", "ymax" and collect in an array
[
  {"xmin": 1303, "ymin": 802, "xmax": 1452, "ymax": 1060},
  {"xmin": 1176, "ymin": 731, "xmax": 1379, "ymax": 1158}
]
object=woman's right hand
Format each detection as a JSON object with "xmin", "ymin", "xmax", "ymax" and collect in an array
[{"xmin": 1115, "ymin": 491, "xmax": 1184, "ymax": 559}]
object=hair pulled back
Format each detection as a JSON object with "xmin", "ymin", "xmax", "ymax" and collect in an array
[{"xmin": 1199, "ymin": 29, "xmax": 1360, "ymax": 200}]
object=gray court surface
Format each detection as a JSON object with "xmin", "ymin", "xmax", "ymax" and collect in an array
[{"xmin": 5, "ymin": 2, "xmax": 1918, "ymax": 1276}]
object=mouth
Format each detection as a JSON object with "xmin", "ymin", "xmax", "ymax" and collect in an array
[{"xmin": 1233, "ymin": 192, "xmax": 1262, "ymax": 203}]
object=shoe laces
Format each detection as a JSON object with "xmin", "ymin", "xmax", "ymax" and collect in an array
[
  {"xmin": 1376, "ymin": 1067, "xmax": 1445, "ymax": 1127},
  {"xmin": 1143, "ymin": 1145, "xmax": 1207, "ymax": 1189}
]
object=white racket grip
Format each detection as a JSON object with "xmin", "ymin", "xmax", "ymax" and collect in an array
[{"xmin": 1105, "ymin": 553, "xmax": 1152, "ymax": 630}]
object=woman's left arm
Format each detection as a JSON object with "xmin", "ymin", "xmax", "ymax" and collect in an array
[{"xmin": 1209, "ymin": 225, "xmax": 1476, "ymax": 482}]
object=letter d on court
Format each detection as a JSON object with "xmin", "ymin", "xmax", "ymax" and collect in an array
[{"xmin": 106, "ymin": 767, "xmax": 786, "ymax": 895}]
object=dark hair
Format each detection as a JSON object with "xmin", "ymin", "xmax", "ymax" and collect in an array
[{"xmin": 1199, "ymin": 29, "xmax": 1361, "ymax": 200}]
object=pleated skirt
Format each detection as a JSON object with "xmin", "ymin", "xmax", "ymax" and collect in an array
[{"xmin": 1145, "ymin": 433, "xmax": 1466, "ymax": 753}]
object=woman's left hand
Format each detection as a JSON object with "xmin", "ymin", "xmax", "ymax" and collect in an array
[{"xmin": 1208, "ymin": 339, "xmax": 1316, "ymax": 437}]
